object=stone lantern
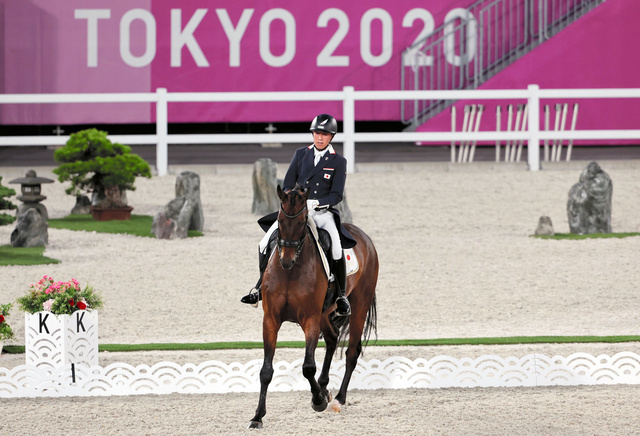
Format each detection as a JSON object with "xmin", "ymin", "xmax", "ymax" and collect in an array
[{"xmin": 9, "ymin": 169, "xmax": 54, "ymax": 220}]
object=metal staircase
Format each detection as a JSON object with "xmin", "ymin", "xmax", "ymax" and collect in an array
[{"xmin": 400, "ymin": 0, "xmax": 605, "ymax": 129}]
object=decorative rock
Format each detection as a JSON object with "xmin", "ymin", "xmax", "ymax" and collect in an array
[
  {"xmin": 534, "ymin": 216, "xmax": 554, "ymax": 236},
  {"xmin": 17, "ymin": 202, "xmax": 48, "ymax": 221},
  {"xmin": 71, "ymin": 195, "xmax": 91, "ymax": 215},
  {"xmin": 11, "ymin": 208, "xmax": 48, "ymax": 247},
  {"xmin": 567, "ymin": 161, "xmax": 613, "ymax": 234},
  {"xmin": 152, "ymin": 171, "xmax": 204, "ymax": 239},
  {"xmin": 336, "ymin": 192, "xmax": 352, "ymax": 224},
  {"xmin": 152, "ymin": 211, "xmax": 177, "ymax": 239},
  {"xmin": 252, "ymin": 158, "xmax": 280, "ymax": 215}
]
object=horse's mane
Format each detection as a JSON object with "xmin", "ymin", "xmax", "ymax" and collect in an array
[{"xmin": 282, "ymin": 184, "xmax": 307, "ymax": 209}]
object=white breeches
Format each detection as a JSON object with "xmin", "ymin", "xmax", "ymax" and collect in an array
[{"xmin": 259, "ymin": 210, "xmax": 343, "ymax": 260}]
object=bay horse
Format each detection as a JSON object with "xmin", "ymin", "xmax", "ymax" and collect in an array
[{"xmin": 248, "ymin": 185, "xmax": 379, "ymax": 429}]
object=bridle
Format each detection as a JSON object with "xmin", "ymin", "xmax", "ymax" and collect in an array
[{"xmin": 277, "ymin": 202, "xmax": 308, "ymax": 262}]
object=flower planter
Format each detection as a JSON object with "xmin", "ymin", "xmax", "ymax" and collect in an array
[
  {"xmin": 90, "ymin": 206, "xmax": 133, "ymax": 221},
  {"xmin": 25, "ymin": 310, "xmax": 98, "ymax": 369}
]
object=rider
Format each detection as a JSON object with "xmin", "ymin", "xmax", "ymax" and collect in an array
[{"xmin": 241, "ymin": 114, "xmax": 352, "ymax": 317}]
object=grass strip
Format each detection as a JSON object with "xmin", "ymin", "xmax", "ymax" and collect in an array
[
  {"xmin": 0, "ymin": 245, "xmax": 61, "ymax": 266},
  {"xmin": 533, "ymin": 232, "xmax": 640, "ymax": 240},
  {"xmin": 48, "ymin": 214, "xmax": 203, "ymax": 238},
  {"xmin": 3, "ymin": 335, "xmax": 639, "ymax": 355}
]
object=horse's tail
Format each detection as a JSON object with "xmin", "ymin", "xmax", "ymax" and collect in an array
[{"xmin": 362, "ymin": 293, "xmax": 378, "ymax": 347}]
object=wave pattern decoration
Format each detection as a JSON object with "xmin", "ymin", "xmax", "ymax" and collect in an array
[
  {"xmin": 1, "ymin": 353, "xmax": 639, "ymax": 398},
  {"xmin": 24, "ymin": 311, "xmax": 99, "ymax": 369}
]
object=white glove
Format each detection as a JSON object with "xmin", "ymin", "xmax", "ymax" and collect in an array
[{"xmin": 307, "ymin": 199, "xmax": 320, "ymax": 211}]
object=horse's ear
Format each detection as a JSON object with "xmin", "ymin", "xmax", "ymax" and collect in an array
[
  {"xmin": 302, "ymin": 188, "xmax": 310, "ymax": 201},
  {"xmin": 277, "ymin": 185, "xmax": 285, "ymax": 201}
]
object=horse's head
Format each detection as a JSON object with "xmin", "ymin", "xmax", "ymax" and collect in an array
[{"xmin": 276, "ymin": 184, "xmax": 309, "ymax": 270}]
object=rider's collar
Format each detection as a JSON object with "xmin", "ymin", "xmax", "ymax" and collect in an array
[{"xmin": 313, "ymin": 144, "xmax": 335, "ymax": 154}]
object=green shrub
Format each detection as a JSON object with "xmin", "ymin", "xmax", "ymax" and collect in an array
[
  {"xmin": 0, "ymin": 176, "xmax": 17, "ymax": 226},
  {"xmin": 53, "ymin": 129, "xmax": 151, "ymax": 208}
]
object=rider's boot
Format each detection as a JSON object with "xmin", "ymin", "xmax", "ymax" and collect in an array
[
  {"xmin": 333, "ymin": 254, "xmax": 351, "ymax": 317},
  {"xmin": 241, "ymin": 250, "xmax": 268, "ymax": 307}
]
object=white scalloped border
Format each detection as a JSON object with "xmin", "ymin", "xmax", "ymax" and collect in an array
[{"xmin": 1, "ymin": 352, "xmax": 639, "ymax": 398}]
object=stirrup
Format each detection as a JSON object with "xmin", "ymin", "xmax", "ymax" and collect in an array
[
  {"xmin": 335, "ymin": 295, "xmax": 351, "ymax": 317},
  {"xmin": 241, "ymin": 289, "xmax": 261, "ymax": 308}
]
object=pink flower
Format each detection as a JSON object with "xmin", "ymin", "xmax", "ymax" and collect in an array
[{"xmin": 43, "ymin": 299, "xmax": 54, "ymax": 311}]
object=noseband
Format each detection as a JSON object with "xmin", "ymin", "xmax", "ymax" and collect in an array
[{"xmin": 277, "ymin": 203, "xmax": 307, "ymax": 261}]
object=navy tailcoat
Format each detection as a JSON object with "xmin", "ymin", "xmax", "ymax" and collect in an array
[{"xmin": 258, "ymin": 144, "xmax": 356, "ymax": 248}]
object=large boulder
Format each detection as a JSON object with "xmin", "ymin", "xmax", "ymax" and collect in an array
[
  {"xmin": 152, "ymin": 171, "xmax": 204, "ymax": 239},
  {"xmin": 567, "ymin": 161, "xmax": 613, "ymax": 234},
  {"xmin": 252, "ymin": 158, "xmax": 280, "ymax": 215},
  {"xmin": 11, "ymin": 208, "xmax": 48, "ymax": 247},
  {"xmin": 336, "ymin": 193, "xmax": 352, "ymax": 224}
]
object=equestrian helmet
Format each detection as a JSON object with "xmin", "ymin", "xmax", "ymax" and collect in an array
[{"xmin": 309, "ymin": 114, "xmax": 338, "ymax": 135}]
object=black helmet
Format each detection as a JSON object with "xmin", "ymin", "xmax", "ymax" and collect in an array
[{"xmin": 309, "ymin": 114, "xmax": 337, "ymax": 135}]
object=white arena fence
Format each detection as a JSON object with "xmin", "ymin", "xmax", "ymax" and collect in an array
[
  {"xmin": 1, "ymin": 85, "xmax": 640, "ymax": 176},
  {"xmin": 1, "ymin": 352, "xmax": 640, "ymax": 398}
]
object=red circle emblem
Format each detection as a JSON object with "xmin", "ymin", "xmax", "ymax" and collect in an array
[{"xmin": 346, "ymin": 255, "xmax": 351, "ymax": 260}]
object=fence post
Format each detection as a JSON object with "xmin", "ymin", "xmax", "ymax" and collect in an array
[
  {"xmin": 156, "ymin": 88, "xmax": 168, "ymax": 177},
  {"xmin": 527, "ymin": 84, "xmax": 540, "ymax": 171},
  {"xmin": 342, "ymin": 86, "xmax": 355, "ymax": 173}
]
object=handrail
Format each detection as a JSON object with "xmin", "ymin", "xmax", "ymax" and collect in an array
[{"xmin": 2, "ymin": 85, "xmax": 640, "ymax": 175}]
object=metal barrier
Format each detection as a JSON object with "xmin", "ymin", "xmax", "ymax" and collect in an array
[
  {"xmin": 401, "ymin": 0, "xmax": 605, "ymax": 126},
  {"xmin": 1, "ymin": 85, "xmax": 640, "ymax": 175}
]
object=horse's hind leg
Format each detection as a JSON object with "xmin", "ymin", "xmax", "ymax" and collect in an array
[
  {"xmin": 248, "ymin": 314, "xmax": 281, "ymax": 429},
  {"xmin": 334, "ymin": 304, "xmax": 366, "ymax": 406}
]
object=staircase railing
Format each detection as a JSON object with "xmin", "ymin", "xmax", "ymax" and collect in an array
[{"xmin": 400, "ymin": 0, "xmax": 605, "ymax": 128}]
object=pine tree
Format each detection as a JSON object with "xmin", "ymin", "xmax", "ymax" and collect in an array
[{"xmin": 0, "ymin": 176, "xmax": 17, "ymax": 225}]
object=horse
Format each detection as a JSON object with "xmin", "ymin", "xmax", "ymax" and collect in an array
[{"xmin": 248, "ymin": 185, "xmax": 379, "ymax": 429}]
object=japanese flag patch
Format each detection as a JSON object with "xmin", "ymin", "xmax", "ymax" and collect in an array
[{"xmin": 324, "ymin": 173, "xmax": 331, "ymax": 179}]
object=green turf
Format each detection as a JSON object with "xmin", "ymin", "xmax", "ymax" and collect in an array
[
  {"xmin": 0, "ymin": 245, "xmax": 61, "ymax": 266},
  {"xmin": 533, "ymin": 232, "xmax": 640, "ymax": 240},
  {"xmin": 48, "ymin": 214, "xmax": 203, "ymax": 238},
  {"xmin": 3, "ymin": 335, "xmax": 639, "ymax": 354}
]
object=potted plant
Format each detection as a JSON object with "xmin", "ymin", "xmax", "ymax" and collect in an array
[
  {"xmin": 53, "ymin": 128, "xmax": 152, "ymax": 221},
  {"xmin": 17, "ymin": 275, "xmax": 103, "ymax": 369},
  {"xmin": 0, "ymin": 303, "xmax": 14, "ymax": 354}
]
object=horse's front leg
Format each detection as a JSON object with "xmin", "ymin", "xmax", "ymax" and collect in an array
[
  {"xmin": 248, "ymin": 313, "xmax": 281, "ymax": 429},
  {"xmin": 301, "ymin": 321, "xmax": 329, "ymax": 412}
]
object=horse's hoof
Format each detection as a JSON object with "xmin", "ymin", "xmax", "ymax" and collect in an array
[
  {"xmin": 311, "ymin": 397, "xmax": 328, "ymax": 412},
  {"xmin": 247, "ymin": 420, "xmax": 263, "ymax": 429}
]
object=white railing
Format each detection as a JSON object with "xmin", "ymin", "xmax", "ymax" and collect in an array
[{"xmin": 2, "ymin": 85, "xmax": 640, "ymax": 176}]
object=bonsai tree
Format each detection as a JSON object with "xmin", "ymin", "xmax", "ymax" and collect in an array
[
  {"xmin": 53, "ymin": 129, "xmax": 151, "ymax": 208},
  {"xmin": 0, "ymin": 176, "xmax": 17, "ymax": 225}
]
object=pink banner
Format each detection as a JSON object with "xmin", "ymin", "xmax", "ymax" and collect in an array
[
  {"xmin": 0, "ymin": 0, "xmax": 471, "ymax": 124},
  {"xmin": 0, "ymin": 0, "xmax": 638, "ymax": 140}
]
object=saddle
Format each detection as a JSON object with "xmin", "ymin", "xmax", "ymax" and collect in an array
[{"xmin": 262, "ymin": 212, "xmax": 358, "ymax": 314}]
